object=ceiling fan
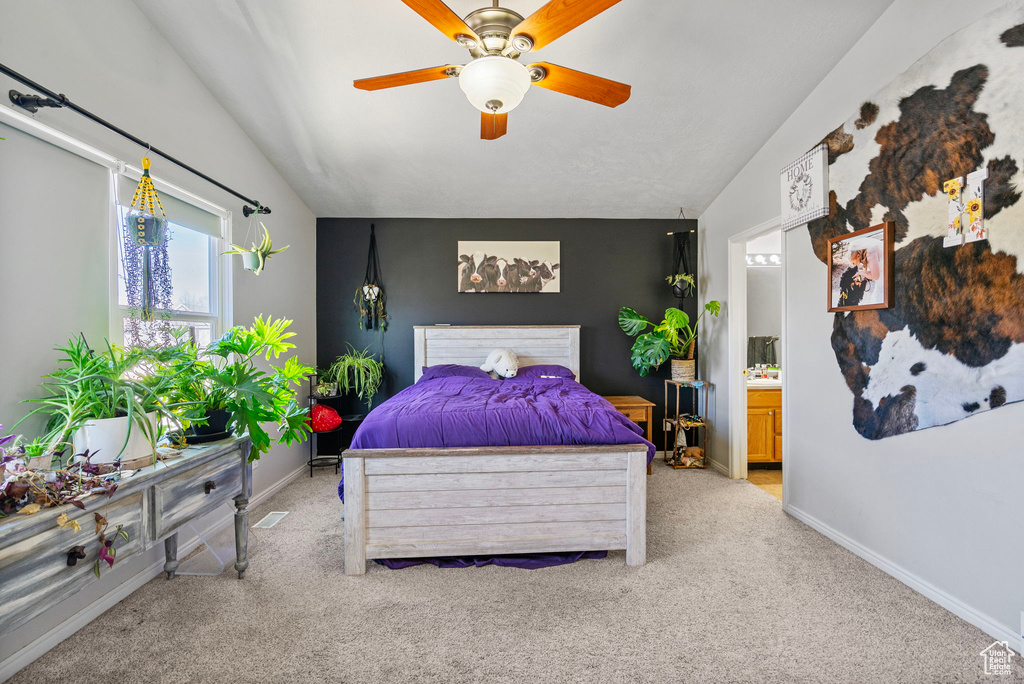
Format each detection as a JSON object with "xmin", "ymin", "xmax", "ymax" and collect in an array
[{"xmin": 354, "ymin": 0, "xmax": 630, "ymax": 140}]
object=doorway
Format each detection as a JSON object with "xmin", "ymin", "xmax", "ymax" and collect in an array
[{"xmin": 727, "ymin": 218, "xmax": 787, "ymax": 503}]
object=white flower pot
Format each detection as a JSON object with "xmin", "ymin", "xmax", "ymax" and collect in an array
[{"xmin": 73, "ymin": 413, "xmax": 158, "ymax": 464}]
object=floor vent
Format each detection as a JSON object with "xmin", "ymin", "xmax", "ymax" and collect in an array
[{"xmin": 253, "ymin": 511, "xmax": 289, "ymax": 529}]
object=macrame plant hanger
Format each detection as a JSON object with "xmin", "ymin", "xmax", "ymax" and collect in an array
[
  {"xmin": 118, "ymin": 155, "xmax": 174, "ymax": 348},
  {"xmin": 355, "ymin": 224, "xmax": 388, "ymax": 332},
  {"xmin": 127, "ymin": 156, "xmax": 170, "ymax": 320},
  {"xmin": 671, "ymin": 230, "xmax": 694, "ymax": 300}
]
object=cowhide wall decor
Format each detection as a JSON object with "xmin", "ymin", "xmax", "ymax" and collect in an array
[{"xmin": 807, "ymin": 2, "xmax": 1024, "ymax": 440}]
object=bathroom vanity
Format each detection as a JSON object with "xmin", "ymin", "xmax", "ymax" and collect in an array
[{"xmin": 747, "ymin": 386, "xmax": 782, "ymax": 463}]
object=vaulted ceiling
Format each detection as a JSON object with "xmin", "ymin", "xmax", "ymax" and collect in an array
[{"xmin": 132, "ymin": 0, "xmax": 893, "ymax": 218}]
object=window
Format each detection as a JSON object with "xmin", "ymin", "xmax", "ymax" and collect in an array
[{"xmin": 113, "ymin": 171, "xmax": 230, "ymax": 348}]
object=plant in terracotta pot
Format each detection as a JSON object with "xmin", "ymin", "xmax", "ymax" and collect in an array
[{"xmin": 618, "ymin": 301, "xmax": 722, "ymax": 379}]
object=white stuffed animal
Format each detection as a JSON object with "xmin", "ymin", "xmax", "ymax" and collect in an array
[{"xmin": 480, "ymin": 349, "xmax": 519, "ymax": 378}]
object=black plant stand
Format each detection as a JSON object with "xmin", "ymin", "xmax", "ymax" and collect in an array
[
  {"xmin": 308, "ymin": 425, "xmax": 343, "ymax": 477},
  {"xmin": 307, "ymin": 376, "xmax": 366, "ymax": 477}
]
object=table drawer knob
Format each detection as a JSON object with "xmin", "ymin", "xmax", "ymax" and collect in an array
[
  {"xmin": 66, "ymin": 545, "xmax": 87, "ymax": 566},
  {"xmin": 204, "ymin": 480, "xmax": 217, "ymax": 495}
]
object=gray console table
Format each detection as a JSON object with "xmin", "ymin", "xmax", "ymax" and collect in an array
[{"xmin": 0, "ymin": 437, "xmax": 252, "ymax": 636}]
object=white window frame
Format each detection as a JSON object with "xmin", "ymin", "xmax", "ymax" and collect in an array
[
  {"xmin": 109, "ymin": 162, "xmax": 233, "ymax": 346},
  {"xmin": 0, "ymin": 104, "xmax": 234, "ymax": 348}
]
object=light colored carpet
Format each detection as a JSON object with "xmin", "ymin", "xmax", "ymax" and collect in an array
[{"xmin": 10, "ymin": 466, "xmax": 1017, "ymax": 684}]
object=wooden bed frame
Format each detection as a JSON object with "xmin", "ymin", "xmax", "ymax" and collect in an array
[{"xmin": 342, "ymin": 325, "xmax": 648, "ymax": 575}]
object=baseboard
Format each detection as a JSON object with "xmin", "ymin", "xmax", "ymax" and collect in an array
[
  {"xmin": 708, "ymin": 458, "xmax": 730, "ymax": 477},
  {"xmin": 785, "ymin": 503, "xmax": 1020, "ymax": 650},
  {"xmin": 0, "ymin": 462, "xmax": 307, "ymax": 683}
]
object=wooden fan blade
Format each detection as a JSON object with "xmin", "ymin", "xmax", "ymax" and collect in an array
[
  {"xmin": 401, "ymin": 0, "xmax": 482, "ymax": 45},
  {"xmin": 354, "ymin": 66, "xmax": 454, "ymax": 91},
  {"xmin": 481, "ymin": 112, "xmax": 508, "ymax": 140},
  {"xmin": 511, "ymin": 0, "xmax": 622, "ymax": 51},
  {"xmin": 529, "ymin": 62, "xmax": 630, "ymax": 107}
]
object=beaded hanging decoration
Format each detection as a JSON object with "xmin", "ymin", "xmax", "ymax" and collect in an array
[
  {"xmin": 128, "ymin": 157, "xmax": 169, "ymax": 246},
  {"xmin": 121, "ymin": 157, "xmax": 173, "ymax": 336}
]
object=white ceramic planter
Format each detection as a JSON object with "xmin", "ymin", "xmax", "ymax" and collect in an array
[{"xmin": 73, "ymin": 413, "xmax": 158, "ymax": 464}]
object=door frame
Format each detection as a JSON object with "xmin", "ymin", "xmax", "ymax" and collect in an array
[{"xmin": 727, "ymin": 217, "xmax": 787, "ymax": 499}]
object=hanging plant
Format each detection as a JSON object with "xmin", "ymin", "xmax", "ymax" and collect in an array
[
  {"xmin": 666, "ymin": 273, "xmax": 695, "ymax": 298},
  {"xmin": 121, "ymin": 157, "xmax": 175, "ymax": 348},
  {"xmin": 669, "ymin": 230, "xmax": 695, "ymax": 301},
  {"xmin": 353, "ymin": 224, "xmax": 388, "ymax": 331},
  {"xmin": 223, "ymin": 219, "xmax": 288, "ymax": 275}
]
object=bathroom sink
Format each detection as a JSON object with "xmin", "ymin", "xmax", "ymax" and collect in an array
[{"xmin": 747, "ymin": 377, "xmax": 782, "ymax": 388}]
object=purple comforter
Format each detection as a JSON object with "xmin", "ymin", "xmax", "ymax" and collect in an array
[
  {"xmin": 339, "ymin": 375, "xmax": 654, "ymax": 570},
  {"xmin": 348, "ymin": 375, "xmax": 656, "ymax": 459}
]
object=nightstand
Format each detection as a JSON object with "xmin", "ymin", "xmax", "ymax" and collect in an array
[{"xmin": 602, "ymin": 395, "xmax": 655, "ymax": 474}]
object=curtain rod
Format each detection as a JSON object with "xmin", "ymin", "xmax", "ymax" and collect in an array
[{"xmin": 1, "ymin": 61, "xmax": 270, "ymax": 217}]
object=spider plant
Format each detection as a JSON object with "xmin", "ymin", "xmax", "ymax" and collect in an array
[
  {"xmin": 14, "ymin": 335, "xmax": 190, "ymax": 459},
  {"xmin": 222, "ymin": 223, "xmax": 288, "ymax": 275},
  {"xmin": 327, "ymin": 345, "xmax": 384, "ymax": 409}
]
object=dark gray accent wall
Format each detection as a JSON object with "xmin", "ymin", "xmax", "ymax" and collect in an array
[{"xmin": 316, "ymin": 218, "xmax": 699, "ymax": 446}]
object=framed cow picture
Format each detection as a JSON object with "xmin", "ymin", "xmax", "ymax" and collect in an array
[
  {"xmin": 826, "ymin": 222, "xmax": 894, "ymax": 312},
  {"xmin": 457, "ymin": 241, "xmax": 561, "ymax": 293}
]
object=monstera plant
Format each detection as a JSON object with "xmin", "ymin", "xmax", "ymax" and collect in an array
[{"xmin": 618, "ymin": 301, "xmax": 722, "ymax": 380}]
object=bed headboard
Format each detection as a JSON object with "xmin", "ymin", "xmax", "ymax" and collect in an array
[{"xmin": 413, "ymin": 325, "xmax": 581, "ymax": 382}]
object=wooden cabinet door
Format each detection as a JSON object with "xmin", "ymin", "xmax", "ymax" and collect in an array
[{"xmin": 747, "ymin": 409, "xmax": 775, "ymax": 463}]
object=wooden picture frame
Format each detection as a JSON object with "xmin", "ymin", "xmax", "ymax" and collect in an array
[{"xmin": 826, "ymin": 222, "xmax": 894, "ymax": 312}]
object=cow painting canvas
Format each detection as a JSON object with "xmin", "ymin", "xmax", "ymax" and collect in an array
[
  {"xmin": 807, "ymin": 3, "xmax": 1024, "ymax": 440},
  {"xmin": 457, "ymin": 241, "xmax": 560, "ymax": 293}
]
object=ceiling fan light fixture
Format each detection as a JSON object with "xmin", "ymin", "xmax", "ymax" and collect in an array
[
  {"xmin": 511, "ymin": 35, "xmax": 534, "ymax": 53},
  {"xmin": 458, "ymin": 55, "xmax": 530, "ymax": 114}
]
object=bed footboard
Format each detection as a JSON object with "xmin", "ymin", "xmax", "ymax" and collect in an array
[{"xmin": 342, "ymin": 445, "xmax": 648, "ymax": 575}]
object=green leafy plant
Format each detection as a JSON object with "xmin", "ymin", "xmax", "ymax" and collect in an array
[
  {"xmin": 618, "ymin": 301, "xmax": 722, "ymax": 377},
  {"xmin": 222, "ymin": 223, "xmax": 288, "ymax": 275},
  {"xmin": 665, "ymin": 273, "xmax": 695, "ymax": 297},
  {"xmin": 327, "ymin": 345, "xmax": 384, "ymax": 409},
  {"xmin": 14, "ymin": 335, "xmax": 191, "ymax": 459},
  {"xmin": 312, "ymin": 367, "xmax": 338, "ymax": 397},
  {"xmin": 176, "ymin": 315, "xmax": 314, "ymax": 461}
]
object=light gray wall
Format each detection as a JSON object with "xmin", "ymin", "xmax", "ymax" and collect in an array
[
  {"xmin": 699, "ymin": 0, "xmax": 1022, "ymax": 645},
  {"xmin": 745, "ymin": 267, "xmax": 782, "ymax": 340},
  {"xmin": 0, "ymin": 0, "xmax": 316, "ymax": 667}
]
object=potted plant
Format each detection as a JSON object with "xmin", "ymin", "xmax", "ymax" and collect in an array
[
  {"xmin": 15, "ymin": 336, "xmax": 189, "ymax": 465},
  {"xmin": 173, "ymin": 315, "xmax": 314, "ymax": 461},
  {"xmin": 222, "ymin": 223, "xmax": 288, "ymax": 275},
  {"xmin": 665, "ymin": 273, "xmax": 695, "ymax": 299},
  {"xmin": 327, "ymin": 345, "xmax": 384, "ymax": 410},
  {"xmin": 314, "ymin": 368, "xmax": 339, "ymax": 398},
  {"xmin": 9, "ymin": 436, "xmax": 70, "ymax": 470},
  {"xmin": 168, "ymin": 350, "xmax": 235, "ymax": 439},
  {"xmin": 618, "ymin": 301, "xmax": 722, "ymax": 380}
]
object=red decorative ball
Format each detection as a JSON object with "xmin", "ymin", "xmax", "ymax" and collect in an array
[{"xmin": 308, "ymin": 404, "xmax": 342, "ymax": 433}]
